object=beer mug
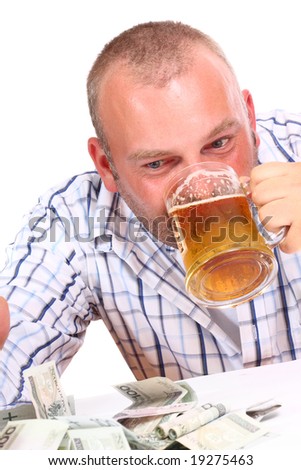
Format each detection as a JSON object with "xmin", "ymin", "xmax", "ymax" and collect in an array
[{"xmin": 164, "ymin": 162, "xmax": 286, "ymax": 307}]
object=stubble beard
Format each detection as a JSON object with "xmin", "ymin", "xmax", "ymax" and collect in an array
[{"xmin": 113, "ymin": 178, "xmax": 178, "ymax": 247}]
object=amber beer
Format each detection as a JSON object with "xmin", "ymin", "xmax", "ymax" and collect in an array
[{"xmin": 169, "ymin": 193, "xmax": 276, "ymax": 305}]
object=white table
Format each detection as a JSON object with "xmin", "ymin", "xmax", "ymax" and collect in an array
[{"xmin": 75, "ymin": 359, "xmax": 301, "ymax": 449}]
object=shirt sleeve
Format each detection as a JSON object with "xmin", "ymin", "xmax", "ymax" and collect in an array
[{"xmin": 0, "ymin": 199, "xmax": 98, "ymax": 407}]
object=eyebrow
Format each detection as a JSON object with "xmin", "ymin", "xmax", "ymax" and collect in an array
[
  {"xmin": 127, "ymin": 149, "xmax": 173, "ymax": 162},
  {"xmin": 206, "ymin": 118, "xmax": 241, "ymax": 140},
  {"xmin": 127, "ymin": 118, "xmax": 241, "ymax": 162}
]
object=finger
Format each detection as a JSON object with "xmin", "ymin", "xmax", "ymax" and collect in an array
[
  {"xmin": 251, "ymin": 176, "xmax": 289, "ymax": 206},
  {"xmin": 257, "ymin": 199, "xmax": 292, "ymax": 233},
  {"xmin": 278, "ymin": 221, "xmax": 301, "ymax": 254},
  {"xmin": 0, "ymin": 296, "xmax": 10, "ymax": 349},
  {"xmin": 251, "ymin": 162, "xmax": 288, "ymax": 186}
]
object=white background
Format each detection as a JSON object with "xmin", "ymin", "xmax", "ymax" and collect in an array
[{"xmin": 1, "ymin": 0, "xmax": 301, "ymax": 398}]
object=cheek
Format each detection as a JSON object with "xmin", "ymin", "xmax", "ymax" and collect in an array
[
  {"xmin": 115, "ymin": 165, "xmax": 171, "ymax": 217},
  {"xmin": 145, "ymin": 185, "xmax": 169, "ymax": 213},
  {"xmin": 231, "ymin": 143, "xmax": 258, "ymax": 177},
  {"xmin": 141, "ymin": 191, "xmax": 167, "ymax": 216},
  {"xmin": 131, "ymin": 178, "xmax": 167, "ymax": 210}
]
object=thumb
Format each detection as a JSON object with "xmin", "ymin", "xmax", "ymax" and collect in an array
[{"xmin": 0, "ymin": 296, "xmax": 10, "ymax": 349}]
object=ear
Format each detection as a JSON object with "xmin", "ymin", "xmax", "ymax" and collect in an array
[
  {"xmin": 242, "ymin": 89, "xmax": 260, "ymax": 147},
  {"xmin": 88, "ymin": 137, "xmax": 118, "ymax": 192}
]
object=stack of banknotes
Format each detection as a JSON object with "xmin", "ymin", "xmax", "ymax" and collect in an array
[{"xmin": 0, "ymin": 361, "xmax": 280, "ymax": 450}]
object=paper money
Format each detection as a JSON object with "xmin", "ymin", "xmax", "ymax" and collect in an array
[
  {"xmin": 114, "ymin": 377, "xmax": 195, "ymax": 419},
  {"xmin": 55, "ymin": 416, "xmax": 121, "ymax": 430},
  {"xmin": 55, "ymin": 415, "xmax": 153, "ymax": 450},
  {"xmin": 1, "ymin": 360, "xmax": 273, "ymax": 451},
  {"xmin": 156, "ymin": 402, "xmax": 228, "ymax": 440},
  {"xmin": 61, "ymin": 415, "xmax": 132, "ymax": 450},
  {"xmin": 0, "ymin": 419, "xmax": 68, "ymax": 450},
  {"xmin": 67, "ymin": 426, "xmax": 130, "ymax": 450},
  {"xmin": 112, "ymin": 414, "xmax": 164, "ymax": 437},
  {"xmin": 114, "ymin": 376, "xmax": 186, "ymax": 406},
  {"xmin": 0, "ymin": 395, "xmax": 76, "ymax": 431},
  {"xmin": 246, "ymin": 399, "xmax": 281, "ymax": 421},
  {"xmin": 24, "ymin": 361, "xmax": 71, "ymax": 418},
  {"xmin": 167, "ymin": 412, "xmax": 268, "ymax": 450},
  {"xmin": 0, "ymin": 403, "xmax": 37, "ymax": 431}
]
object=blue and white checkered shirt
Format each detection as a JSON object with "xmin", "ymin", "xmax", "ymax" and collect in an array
[{"xmin": 1, "ymin": 109, "xmax": 301, "ymax": 407}]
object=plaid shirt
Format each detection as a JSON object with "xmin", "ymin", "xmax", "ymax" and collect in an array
[{"xmin": 1, "ymin": 109, "xmax": 301, "ymax": 407}]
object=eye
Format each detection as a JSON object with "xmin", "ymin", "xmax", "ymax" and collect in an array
[
  {"xmin": 146, "ymin": 160, "xmax": 164, "ymax": 169},
  {"xmin": 211, "ymin": 138, "xmax": 229, "ymax": 149}
]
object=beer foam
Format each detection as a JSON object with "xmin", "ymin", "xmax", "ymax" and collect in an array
[
  {"xmin": 171, "ymin": 171, "xmax": 238, "ymax": 206},
  {"xmin": 169, "ymin": 193, "xmax": 244, "ymax": 213}
]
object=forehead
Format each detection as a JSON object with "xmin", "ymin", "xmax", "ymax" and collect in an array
[
  {"xmin": 98, "ymin": 47, "xmax": 240, "ymax": 130},
  {"xmin": 95, "ymin": 52, "xmax": 245, "ymax": 163}
]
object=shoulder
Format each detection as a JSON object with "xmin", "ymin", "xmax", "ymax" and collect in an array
[
  {"xmin": 38, "ymin": 171, "xmax": 102, "ymax": 210},
  {"xmin": 256, "ymin": 109, "xmax": 301, "ymax": 135},
  {"xmin": 256, "ymin": 109, "xmax": 301, "ymax": 162}
]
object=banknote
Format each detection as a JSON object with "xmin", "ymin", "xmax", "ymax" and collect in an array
[
  {"xmin": 166, "ymin": 411, "xmax": 268, "ymax": 450},
  {"xmin": 0, "ymin": 395, "xmax": 76, "ymax": 431},
  {"xmin": 24, "ymin": 361, "xmax": 71, "ymax": 418},
  {"xmin": 117, "ymin": 381, "xmax": 197, "ymax": 436},
  {"xmin": 114, "ymin": 377, "xmax": 196, "ymax": 419},
  {"xmin": 118, "ymin": 414, "xmax": 170, "ymax": 439},
  {"xmin": 246, "ymin": 398, "xmax": 281, "ymax": 421},
  {"xmin": 54, "ymin": 415, "xmax": 154, "ymax": 450},
  {"xmin": 0, "ymin": 419, "xmax": 68, "ymax": 450},
  {"xmin": 114, "ymin": 376, "xmax": 187, "ymax": 406},
  {"xmin": 111, "ymin": 381, "xmax": 201, "ymax": 450},
  {"xmin": 0, "ymin": 403, "xmax": 36, "ymax": 431},
  {"xmin": 67, "ymin": 426, "xmax": 131, "ymax": 450},
  {"xmin": 156, "ymin": 402, "xmax": 228, "ymax": 439}
]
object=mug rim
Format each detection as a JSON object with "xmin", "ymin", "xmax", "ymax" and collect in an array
[{"xmin": 163, "ymin": 161, "xmax": 239, "ymax": 203}]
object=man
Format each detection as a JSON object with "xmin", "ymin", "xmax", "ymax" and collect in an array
[{"xmin": 1, "ymin": 21, "xmax": 301, "ymax": 407}]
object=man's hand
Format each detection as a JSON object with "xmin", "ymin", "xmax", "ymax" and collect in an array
[
  {"xmin": 0, "ymin": 297, "xmax": 10, "ymax": 349},
  {"xmin": 250, "ymin": 162, "xmax": 301, "ymax": 253}
]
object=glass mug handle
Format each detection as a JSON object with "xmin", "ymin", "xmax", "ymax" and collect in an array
[{"xmin": 240, "ymin": 177, "xmax": 287, "ymax": 248}]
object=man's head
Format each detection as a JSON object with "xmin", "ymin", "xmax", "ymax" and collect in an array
[
  {"xmin": 87, "ymin": 21, "xmax": 259, "ymax": 245},
  {"xmin": 87, "ymin": 21, "xmax": 233, "ymax": 148}
]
